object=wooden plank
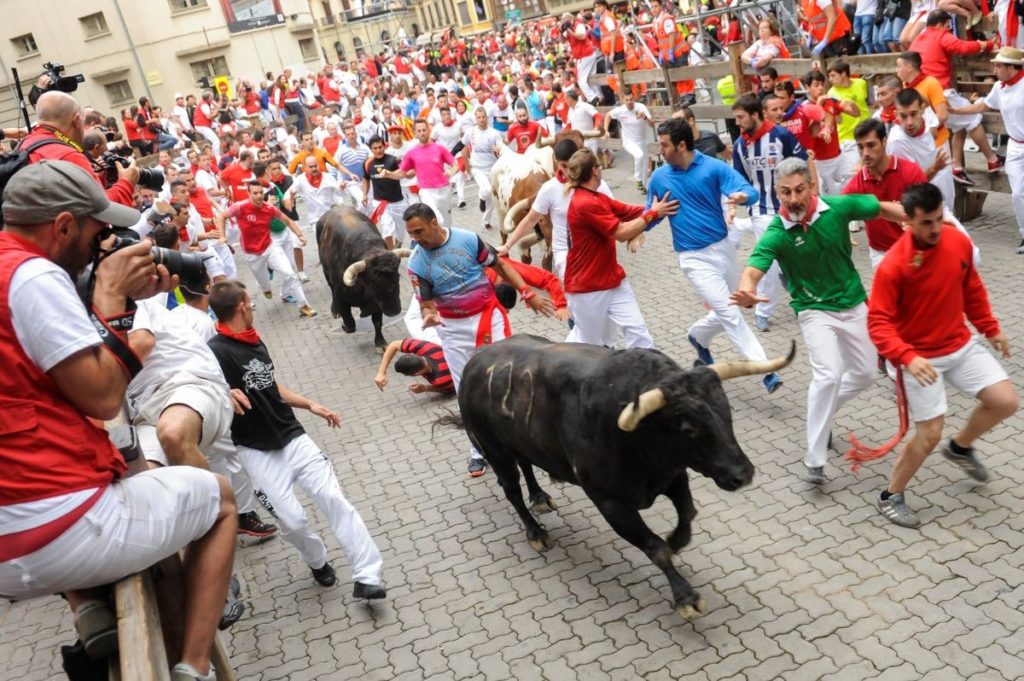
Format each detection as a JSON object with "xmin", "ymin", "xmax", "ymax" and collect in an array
[
  {"xmin": 616, "ymin": 68, "xmax": 664, "ymax": 86},
  {"xmin": 823, "ymin": 53, "xmax": 903, "ymax": 77},
  {"xmin": 729, "ymin": 43, "xmax": 753, "ymax": 95},
  {"xmin": 981, "ymin": 111, "xmax": 1006, "ymax": 136},
  {"xmin": 666, "ymin": 61, "xmax": 733, "ymax": 82},
  {"xmin": 114, "ymin": 571, "xmax": 171, "ymax": 681},
  {"xmin": 589, "ymin": 73, "xmax": 610, "ymax": 86},
  {"xmin": 753, "ymin": 58, "xmax": 816, "ymax": 78}
]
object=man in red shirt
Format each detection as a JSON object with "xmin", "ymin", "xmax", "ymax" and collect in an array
[
  {"xmin": 909, "ymin": 10, "xmax": 1002, "ymax": 180},
  {"xmin": 214, "ymin": 181, "xmax": 316, "ymax": 318},
  {"xmin": 219, "ymin": 151, "xmax": 256, "ymax": 203},
  {"xmin": 843, "ymin": 119, "xmax": 928, "ymax": 268},
  {"xmin": 868, "ymin": 182, "xmax": 1018, "ymax": 528},
  {"xmin": 563, "ymin": 12, "xmax": 601, "ymax": 104},
  {"xmin": 506, "ymin": 107, "xmax": 548, "ymax": 153},
  {"xmin": 564, "ymin": 148, "xmax": 677, "ymax": 347}
]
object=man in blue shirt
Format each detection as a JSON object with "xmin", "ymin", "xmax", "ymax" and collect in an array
[
  {"xmin": 731, "ymin": 93, "xmax": 808, "ymax": 332},
  {"xmin": 647, "ymin": 118, "xmax": 782, "ymax": 393}
]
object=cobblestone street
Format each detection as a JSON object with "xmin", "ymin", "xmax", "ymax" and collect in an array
[{"xmin": 3, "ymin": 157, "xmax": 1024, "ymax": 681}]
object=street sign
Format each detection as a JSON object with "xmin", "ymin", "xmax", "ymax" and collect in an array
[{"xmin": 506, "ymin": 9, "xmax": 522, "ymax": 23}]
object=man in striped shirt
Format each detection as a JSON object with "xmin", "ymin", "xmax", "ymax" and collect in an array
[
  {"xmin": 731, "ymin": 94, "xmax": 808, "ymax": 332},
  {"xmin": 335, "ymin": 122, "xmax": 372, "ymax": 210},
  {"xmin": 374, "ymin": 338, "xmax": 454, "ymax": 395}
]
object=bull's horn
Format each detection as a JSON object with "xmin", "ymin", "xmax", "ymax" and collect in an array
[
  {"xmin": 392, "ymin": 248, "xmax": 413, "ymax": 259},
  {"xmin": 342, "ymin": 259, "xmax": 368, "ymax": 286},
  {"xmin": 617, "ymin": 388, "xmax": 666, "ymax": 432},
  {"xmin": 581, "ymin": 129, "xmax": 604, "ymax": 139},
  {"xmin": 536, "ymin": 136, "xmax": 554, "ymax": 148},
  {"xmin": 710, "ymin": 340, "xmax": 797, "ymax": 381},
  {"xmin": 502, "ymin": 197, "xmax": 533, "ymax": 234}
]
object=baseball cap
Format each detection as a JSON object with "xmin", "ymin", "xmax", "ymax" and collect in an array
[
  {"xmin": 2, "ymin": 160, "xmax": 141, "ymax": 227},
  {"xmin": 174, "ymin": 92, "xmax": 184, "ymax": 99}
]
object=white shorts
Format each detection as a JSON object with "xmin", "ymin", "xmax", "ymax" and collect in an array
[
  {"xmin": 904, "ymin": 339, "xmax": 1009, "ymax": 422},
  {"xmin": 944, "ymin": 91, "xmax": 983, "ymax": 132},
  {"xmin": 0, "ymin": 467, "xmax": 221, "ymax": 600},
  {"xmin": 132, "ymin": 375, "xmax": 233, "ymax": 466}
]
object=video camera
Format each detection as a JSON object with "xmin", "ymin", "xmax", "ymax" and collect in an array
[
  {"xmin": 41, "ymin": 62, "xmax": 85, "ymax": 95},
  {"xmin": 95, "ymin": 152, "xmax": 165, "ymax": 192}
]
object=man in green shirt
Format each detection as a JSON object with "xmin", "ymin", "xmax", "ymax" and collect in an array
[
  {"xmin": 730, "ymin": 158, "xmax": 907, "ymax": 484},
  {"xmin": 827, "ymin": 60, "xmax": 870, "ymax": 231}
]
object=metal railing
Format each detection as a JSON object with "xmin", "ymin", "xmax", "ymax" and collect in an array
[{"xmin": 341, "ymin": 0, "xmax": 409, "ymax": 22}]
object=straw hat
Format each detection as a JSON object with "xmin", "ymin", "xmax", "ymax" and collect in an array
[{"xmin": 991, "ymin": 47, "xmax": 1024, "ymax": 65}]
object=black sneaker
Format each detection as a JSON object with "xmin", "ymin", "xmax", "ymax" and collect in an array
[
  {"xmin": 941, "ymin": 440, "xmax": 989, "ymax": 482},
  {"xmin": 237, "ymin": 511, "xmax": 278, "ymax": 543},
  {"xmin": 478, "ymin": 198, "xmax": 486, "ymax": 212},
  {"xmin": 353, "ymin": 582, "xmax": 387, "ymax": 600},
  {"xmin": 468, "ymin": 457, "xmax": 487, "ymax": 477},
  {"xmin": 801, "ymin": 465, "xmax": 826, "ymax": 485},
  {"xmin": 1016, "ymin": 238, "xmax": 1024, "ymax": 255},
  {"xmin": 311, "ymin": 562, "xmax": 337, "ymax": 587},
  {"xmin": 458, "ymin": 200, "xmax": 467, "ymax": 208}
]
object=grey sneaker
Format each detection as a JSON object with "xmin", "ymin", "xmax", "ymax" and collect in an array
[
  {"xmin": 801, "ymin": 465, "xmax": 826, "ymax": 485},
  {"xmin": 171, "ymin": 663, "xmax": 215, "ymax": 681},
  {"xmin": 754, "ymin": 314, "xmax": 770, "ymax": 332},
  {"xmin": 877, "ymin": 492, "xmax": 921, "ymax": 528},
  {"xmin": 941, "ymin": 441, "xmax": 989, "ymax": 482}
]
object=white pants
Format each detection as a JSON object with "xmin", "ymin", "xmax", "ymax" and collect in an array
[
  {"xmin": 195, "ymin": 126, "xmax": 220, "ymax": 157},
  {"xmin": 565, "ymin": 280, "xmax": 654, "ymax": 348},
  {"xmin": 679, "ymin": 240, "xmax": 768, "ymax": 362},
  {"xmin": 553, "ymin": 251, "xmax": 618, "ymax": 345},
  {"xmin": 418, "ymin": 186, "xmax": 451, "ymax": 227},
  {"xmin": 1006, "ymin": 139, "xmax": 1024, "ymax": 238},
  {"xmin": 403, "ymin": 293, "xmax": 442, "ymax": 344},
  {"xmin": 798, "ymin": 303, "xmax": 876, "ymax": 468},
  {"xmin": 576, "ymin": 53, "xmax": 601, "ymax": 102},
  {"xmin": 451, "ymin": 170, "xmax": 466, "ymax": 202},
  {"xmin": 243, "ymin": 242, "xmax": 307, "ymax": 306},
  {"xmin": 944, "ymin": 90, "xmax": 983, "ymax": 132},
  {"xmin": 238, "ymin": 434, "xmax": 383, "ymax": 585},
  {"xmin": 838, "ymin": 141, "xmax": 860, "ymax": 186},
  {"xmin": 816, "ymin": 155, "xmax": 845, "ymax": 195},
  {"xmin": 622, "ymin": 138, "xmax": 648, "ymax": 184},
  {"xmin": 438, "ymin": 308, "xmax": 508, "ymax": 462},
  {"xmin": 377, "ymin": 199, "xmax": 409, "ymax": 245},
  {"xmin": 212, "ymin": 241, "xmax": 237, "ymax": 279},
  {"xmin": 746, "ymin": 214, "xmax": 783, "ymax": 319},
  {"xmin": 470, "ymin": 167, "xmax": 495, "ymax": 229},
  {"xmin": 271, "ymin": 230, "xmax": 299, "ymax": 290},
  {"xmin": 934, "ymin": 162, "xmax": 957, "ymax": 213},
  {"xmin": 207, "ymin": 437, "xmax": 256, "ymax": 515},
  {"xmin": 0, "ymin": 468, "xmax": 220, "ymax": 600}
]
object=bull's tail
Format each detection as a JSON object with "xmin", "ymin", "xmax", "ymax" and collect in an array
[{"xmin": 433, "ymin": 409, "xmax": 465, "ymax": 436}]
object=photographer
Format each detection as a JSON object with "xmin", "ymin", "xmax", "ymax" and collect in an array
[
  {"xmin": 22, "ymin": 91, "xmax": 138, "ymax": 208},
  {"xmin": 0, "ymin": 160, "xmax": 236, "ymax": 681}
]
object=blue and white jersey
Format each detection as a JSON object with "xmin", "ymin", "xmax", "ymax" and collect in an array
[
  {"xmin": 408, "ymin": 227, "xmax": 497, "ymax": 318},
  {"xmin": 732, "ymin": 123, "xmax": 807, "ymax": 217}
]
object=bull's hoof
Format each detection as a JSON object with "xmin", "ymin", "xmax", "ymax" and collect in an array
[
  {"xmin": 527, "ymin": 530, "xmax": 554, "ymax": 552},
  {"xmin": 374, "ymin": 345, "xmax": 386, "ymax": 356},
  {"xmin": 674, "ymin": 597, "xmax": 707, "ymax": 621},
  {"xmin": 341, "ymin": 323, "xmax": 356, "ymax": 334},
  {"xmin": 529, "ymin": 494, "xmax": 557, "ymax": 514}
]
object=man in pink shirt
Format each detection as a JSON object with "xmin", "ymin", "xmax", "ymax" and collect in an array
[{"xmin": 382, "ymin": 120, "xmax": 457, "ymax": 226}]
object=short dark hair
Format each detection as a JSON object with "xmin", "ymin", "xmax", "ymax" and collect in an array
[
  {"xmin": 181, "ymin": 269, "xmax": 211, "ymax": 302},
  {"xmin": 758, "ymin": 66, "xmax": 778, "ymax": 79},
  {"xmin": 926, "ymin": 9, "xmax": 951, "ymax": 26},
  {"xmin": 246, "ymin": 179, "xmax": 264, "ymax": 189},
  {"xmin": 403, "ymin": 202, "xmax": 436, "ymax": 223},
  {"xmin": 209, "ymin": 280, "xmax": 248, "ymax": 321},
  {"xmin": 151, "ymin": 223, "xmax": 180, "ymax": 249},
  {"xmin": 774, "ymin": 80, "xmax": 795, "ymax": 96},
  {"xmin": 367, "ymin": 134, "xmax": 385, "ymax": 146},
  {"xmin": 554, "ymin": 137, "xmax": 579, "ymax": 162},
  {"xmin": 495, "ymin": 282, "xmax": 517, "ymax": 310},
  {"xmin": 803, "ymin": 69, "xmax": 826, "ymax": 86},
  {"xmin": 902, "ymin": 182, "xmax": 944, "ymax": 217},
  {"xmin": 895, "ymin": 87, "xmax": 926, "ymax": 107},
  {"xmin": 394, "ymin": 354, "xmax": 428, "ymax": 375},
  {"xmin": 656, "ymin": 117, "xmax": 694, "ymax": 151},
  {"xmin": 676, "ymin": 105, "xmax": 695, "ymax": 121},
  {"xmin": 252, "ymin": 162, "xmax": 268, "ymax": 178},
  {"xmin": 853, "ymin": 118, "xmax": 887, "ymax": 142},
  {"xmin": 898, "ymin": 51, "xmax": 923, "ymax": 71},
  {"xmin": 827, "ymin": 60, "xmax": 850, "ymax": 77},
  {"xmin": 732, "ymin": 93, "xmax": 763, "ymax": 117},
  {"xmin": 169, "ymin": 179, "xmax": 187, "ymax": 194}
]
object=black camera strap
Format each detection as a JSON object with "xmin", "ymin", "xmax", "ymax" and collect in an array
[{"xmin": 89, "ymin": 306, "xmax": 142, "ymax": 379}]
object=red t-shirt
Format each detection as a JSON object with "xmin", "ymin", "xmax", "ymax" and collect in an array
[
  {"xmin": 910, "ymin": 27, "xmax": 985, "ymax": 90},
  {"xmin": 189, "ymin": 186, "xmax": 215, "ymax": 220},
  {"xmin": 842, "ymin": 156, "xmax": 927, "ymax": 251},
  {"xmin": 505, "ymin": 121, "xmax": 548, "ymax": 153},
  {"xmin": 220, "ymin": 163, "xmax": 255, "ymax": 202},
  {"xmin": 868, "ymin": 226, "xmax": 999, "ymax": 367},
  {"xmin": 569, "ymin": 22, "xmax": 596, "ymax": 59},
  {"xmin": 815, "ymin": 98, "xmax": 843, "ymax": 161},
  {"xmin": 226, "ymin": 200, "xmax": 286, "ymax": 255},
  {"xmin": 564, "ymin": 188, "xmax": 643, "ymax": 293},
  {"xmin": 123, "ymin": 116, "xmax": 142, "ymax": 142},
  {"xmin": 780, "ymin": 103, "xmax": 818, "ymax": 153}
]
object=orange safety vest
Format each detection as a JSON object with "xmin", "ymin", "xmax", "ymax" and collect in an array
[
  {"xmin": 654, "ymin": 11, "xmax": 687, "ymax": 63},
  {"xmin": 599, "ymin": 12, "xmax": 624, "ymax": 56},
  {"xmin": 801, "ymin": 0, "xmax": 851, "ymax": 44}
]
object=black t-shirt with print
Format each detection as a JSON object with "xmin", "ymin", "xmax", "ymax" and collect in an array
[
  {"xmin": 366, "ymin": 154, "xmax": 405, "ymax": 203},
  {"xmin": 208, "ymin": 335, "xmax": 304, "ymax": 450}
]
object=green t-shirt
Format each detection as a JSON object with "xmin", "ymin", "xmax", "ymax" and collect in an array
[
  {"xmin": 828, "ymin": 79, "xmax": 870, "ymax": 143},
  {"xmin": 267, "ymin": 184, "xmax": 288, "ymax": 234},
  {"xmin": 748, "ymin": 194, "xmax": 880, "ymax": 313}
]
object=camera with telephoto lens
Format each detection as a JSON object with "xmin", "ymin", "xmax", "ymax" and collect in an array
[
  {"xmin": 41, "ymin": 61, "xmax": 85, "ymax": 94},
  {"xmin": 96, "ymin": 153, "xmax": 164, "ymax": 191},
  {"xmin": 108, "ymin": 227, "xmax": 210, "ymax": 294}
]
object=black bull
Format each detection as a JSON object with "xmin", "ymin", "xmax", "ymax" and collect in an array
[
  {"xmin": 316, "ymin": 206, "xmax": 410, "ymax": 351},
  {"xmin": 443, "ymin": 335, "xmax": 795, "ymax": 618}
]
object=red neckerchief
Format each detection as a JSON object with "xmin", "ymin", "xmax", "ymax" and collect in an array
[
  {"xmin": 779, "ymin": 194, "xmax": 819, "ymax": 232},
  {"xmin": 906, "ymin": 121, "xmax": 929, "ymax": 138},
  {"xmin": 555, "ymin": 168, "xmax": 568, "ymax": 183},
  {"xmin": 905, "ymin": 73, "xmax": 927, "ymax": 89},
  {"xmin": 879, "ymin": 104, "xmax": 896, "ymax": 123},
  {"xmin": 740, "ymin": 120, "xmax": 775, "ymax": 144},
  {"xmin": 216, "ymin": 322, "xmax": 261, "ymax": 345},
  {"xmin": 1003, "ymin": 68, "xmax": 1024, "ymax": 88},
  {"xmin": 307, "ymin": 172, "xmax": 323, "ymax": 188}
]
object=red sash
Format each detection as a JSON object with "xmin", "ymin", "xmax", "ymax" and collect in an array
[{"xmin": 475, "ymin": 295, "xmax": 511, "ymax": 347}]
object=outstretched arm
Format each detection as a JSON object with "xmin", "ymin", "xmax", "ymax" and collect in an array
[{"xmin": 374, "ymin": 340, "xmax": 404, "ymax": 390}]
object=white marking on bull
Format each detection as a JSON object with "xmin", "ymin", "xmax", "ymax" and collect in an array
[{"xmin": 500, "ymin": 360, "xmax": 515, "ymax": 418}]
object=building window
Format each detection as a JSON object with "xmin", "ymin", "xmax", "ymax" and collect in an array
[
  {"xmin": 299, "ymin": 38, "xmax": 318, "ymax": 61},
  {"xmin": 353, "ymin": 36, "xmax": 363, "ymax": 57},
  {"xmin": 441, "ymin": 1, "xmax": 451, "ymax": 26},
  {"xmin": 428, "ymin": 4, "xmax": 438, "ymax": 28},
  {"xmin": 11, "ymin": 33, "xmax": 38, "ymax": 57},
  {"xmin": 474, "ymin": 0, "xmax": 487, "ymax": 20},
  {"xmin": 79, "ymin": 12, "xmax": 110, "ymax": 38},
  {"xmin": 412, "ymin": 22, "xmax": 421, "ymax": 36},
  {"xmin": 104, "ymin": 80, "xmax": 134, "ymax": 106},
  {"xmin": 169, "ymin": 0, "xmax": 208, "ymax": 11},
  {"xmin": 457, "ymin": 1, "xmax": 471, "ymax": 24},
  {"xmin": 189, "ymin": 55, "xmax": 229, "ymax": 83}
]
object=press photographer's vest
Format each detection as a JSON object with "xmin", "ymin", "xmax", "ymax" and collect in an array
[{"xmin": 0, "ymin": 232, "xmax": 125, "ymax": 506}]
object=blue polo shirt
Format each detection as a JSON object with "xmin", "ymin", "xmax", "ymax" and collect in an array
[{"xmin": 646, "ymin": 151, "xmax": 759, "ymax": 252}]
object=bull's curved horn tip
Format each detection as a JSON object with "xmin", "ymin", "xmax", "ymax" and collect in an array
[{"xmin": 391, "ymin": 248, "xmax": 413, "ymax": 259}]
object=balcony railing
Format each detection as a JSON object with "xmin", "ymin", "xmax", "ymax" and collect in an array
[
  {"xmin": 320, "ymin": 15, "xmax": 336, "ymax": 25},
  {"xmin": 341, "ymin": 0, "xmax": 409, "ymax": 22}
]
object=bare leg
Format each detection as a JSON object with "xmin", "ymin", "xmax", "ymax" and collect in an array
[
  {"xmin": 969, "ymin": 125, "xmax": 999, "ymax": 165},
  {"xmin": 294, "ymin": 248, "xmax": 305, "ymax": 274},
  {"xmin": 953, "ymin": 379, "xmax": 1019, "ymax": 447},
  {"xmin": 888, "ymin": 416, "xmax": 944, "ymax": 493},
  {"xmin": 179, "ymin": 475, "xmax": 237, "ymax": 675},
  {"xmin": 158, "ymin": 405, "xmax": 208, "ymax": 469},
  {"xmin": 952, "ymin": 129, "xmax": 967, "ymax": 172}
]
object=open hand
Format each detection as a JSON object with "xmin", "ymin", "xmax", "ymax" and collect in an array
[
  {"xmin": 310, "ymin": 403, "xmax": 342, "ymax": 427},
  {"xmin": 906, "ymin": 356, "xmax": 938, "ymax": 386},
  {"xmin": 729, "ymin": 289, "xmax": 769, "ymax": 308},
  {"xmin": 988, "ymin": 333, "xmax": 1011, "ymax": 358},
  {"xmin": 229, "ymin": 388, "xmax": 251, "ymax": 415}
]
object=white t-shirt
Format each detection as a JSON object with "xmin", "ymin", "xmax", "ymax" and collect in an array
[
  {"xmin": 568, "ymin": 101, "xmax": 598, "ymax": 131},
  {"xmin": 533, "ymin": 176, "xmax": 613, "ymax": 256},
  {"xmin": 127, "ymin": 297, "xmax": 227, "ymax": 412},
  {"xmin": 608, "ymin": 104, "xmax": 652, "ymax": 143},
  {"xmin": 984, "ymin": 77, "xmax": 1024, "ymax": 141},
  {"xmin": 287, "ymin": 173, "xmax": 347, "ymax": 227},
  {"xmin": 432, "ymin": 121, "xmax": 464, "ymax": 151},
  {"xmin": 170, "ymin": 304, "xmax": 216, "ymax": 343},
  {"xmin": 462, "ymin": 126, "xmax": 504, "ymax": 171}
]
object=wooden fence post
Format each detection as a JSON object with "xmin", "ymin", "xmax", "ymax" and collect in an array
[{"xmin": 728, "ymin": 42, "xmax": 752, "ymax": 95}]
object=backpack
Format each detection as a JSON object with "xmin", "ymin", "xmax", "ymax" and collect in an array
[{"xmin": 0, "ymin": 138, "xmax": 67, "ymax": 222}]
